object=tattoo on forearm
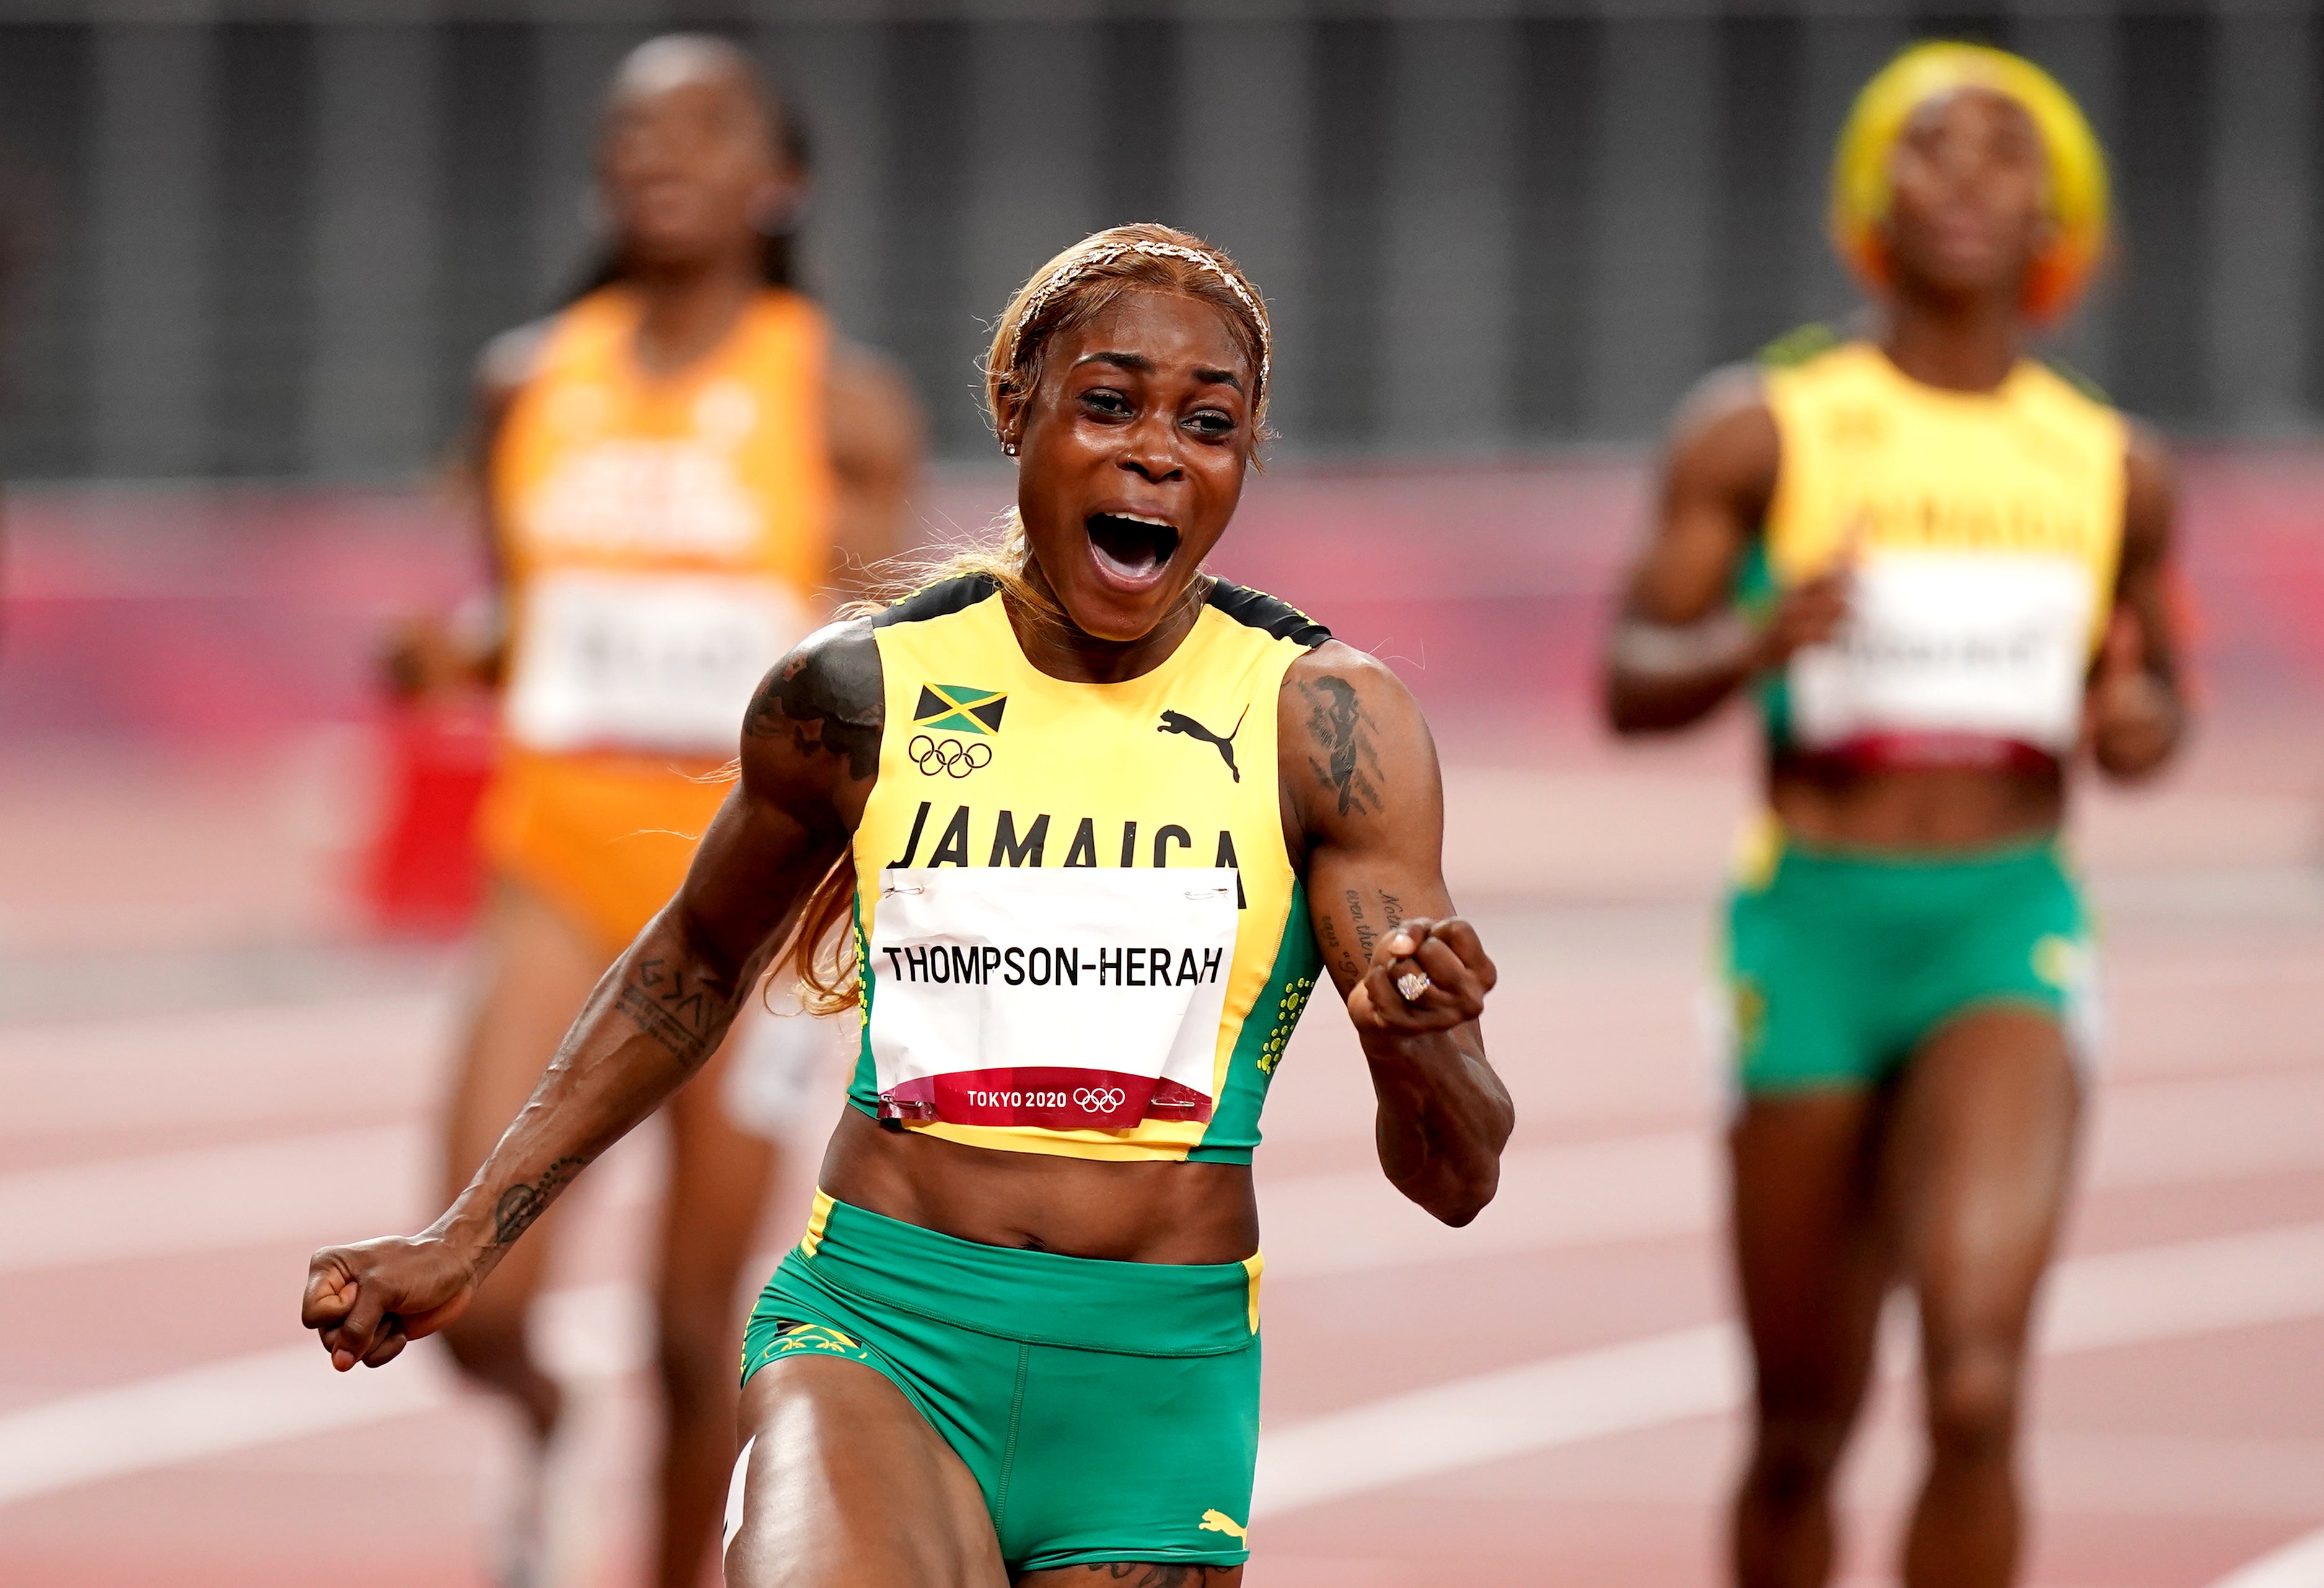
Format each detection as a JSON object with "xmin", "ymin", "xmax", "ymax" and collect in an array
[
  {"xmin": 743, "ymin": 633, "xmax": 884, "ymax": 781},
  {"xmin": 493, "ymin": 1156, "xmax": 588, "ymax": 1246},
  {"xmin": 615, "ymin": 956, "xmax": 726, "ymax": 1064},
  {"xmin": 1299, "ymin": 675, "xmax": 1384, "ymax": 817},
  {"xmin": 1380, "ymin": 890, "xmax": 1404, "ymax": 929},
  {"xmin": 1346, "ymin": 888, "xmax": 1376, "ymax": 959}
]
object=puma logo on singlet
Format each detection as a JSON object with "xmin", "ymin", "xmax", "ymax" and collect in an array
[
  {"xmin": 1158, "ymin": 706, "xmax": 1248, "ymax": 783},
  {"xmin": 1198, "ymin": 1509, "xmax": 1248, "ymax": 1541}
]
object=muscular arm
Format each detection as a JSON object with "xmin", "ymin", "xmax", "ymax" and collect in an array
[
  {"xmin": 1284, "ymin": 643, "xmax": 1513, "ymax": 1226},
  {"xmin": 304, "ymin": 621, "xmax": 885, "ymax": 1368},
  {"xmin": 1601, "ymin": 368, "xmax": 1811, "ymax": 734},
  {"xmin": 382, "ymin": 325, "xmax": 544, "ymax": 698},
  {"xmin": 2088, "ymin": 423, "xmax": 2188, "ymax": 780},
  {"xmin": 825, "ymin": 340, "xmax": 922, "ymax": 594}
]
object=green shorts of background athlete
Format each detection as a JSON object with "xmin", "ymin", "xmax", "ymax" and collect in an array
[
  {"xmin": 1719, "ymin": 831, "xmax": 2099, "ymax": 1095},
  {"xmin": 738, "ymin": 1193, "xmax": 1263, "ymax": 1575}
]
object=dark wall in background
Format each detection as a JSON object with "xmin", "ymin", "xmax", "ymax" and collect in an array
[{"xmin": 0, "ymin": 0, "xmax": 2315, "ymax": 481}]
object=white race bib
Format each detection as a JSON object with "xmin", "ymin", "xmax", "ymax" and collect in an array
[
  {"xmin": 506, "ymin": 569, "xmax": 812, "ymax": 755},
  {"xmin": 866, "ymin": 866, "xmax": 1239, "ymax": 1131},
  {"xmin": 1789, "ymin": 553, "xmax": 2097, "ymax": 754}
]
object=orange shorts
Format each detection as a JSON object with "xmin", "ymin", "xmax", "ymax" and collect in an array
[{"xmin": 475, "ymin": 747, "xmax": 736, "ymax": 954}]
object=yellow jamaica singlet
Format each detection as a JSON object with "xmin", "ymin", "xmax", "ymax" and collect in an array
[
  {"xmin": 1753, "ymin": 335, "xmax": 2128, "ymax": 764},
  {"xmin": 843, "ymin": 576, "xmax": 1331, "ymax": 1164},
  {"xmin": 476, "ymin": 285, "xmax": 835, "ymax": 949}
]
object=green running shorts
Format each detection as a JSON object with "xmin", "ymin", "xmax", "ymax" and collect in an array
[
  {"xmin": 1721, "ymin": 830, "xmax": 2097, "ymax": 1094},
  {"xmin": 742, "ymin": 1191, "xmax": 1263, "ymax": 1573}
]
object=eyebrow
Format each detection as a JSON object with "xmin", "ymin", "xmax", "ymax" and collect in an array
[{"xmin": 1075, "ymin": 350, "xmax": 1244, "ymax": 392}]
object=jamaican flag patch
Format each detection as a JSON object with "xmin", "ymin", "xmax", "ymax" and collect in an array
[{"xmin": 913, "ymin": 683, "xmax": 1007, "ymax": 736}]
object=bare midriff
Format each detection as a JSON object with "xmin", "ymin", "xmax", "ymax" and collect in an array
[
  {"xmin": 1767, "ymin": 755, "xmax": 2066, "ymax": 851},
  {"xmin": 816, "ymin": 1106, "xmax": 1262, "ymax": 1265}
]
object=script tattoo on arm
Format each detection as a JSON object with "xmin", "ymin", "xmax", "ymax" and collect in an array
[
  {"xmin": 492, "ymin": 1156, "xmax": 588, "ymax": 1247},
  {"xmin": 1318, "ymin": 912, "xmax": 1363, "ymax": 987},
  {"xmin": 1346, "ymin": 887, "xmax": 1377, "ymax": 960},
  {"xmin": 1298, "ymin": 673, "xmax": 1384, "ymax": 818},
  {"xmin": 743, "ymin": 625, "xmax": 884, "ymax": 782},
  {"xmin": 615, "ymin": 956, "xmax": 726, "ymax": 1066}
]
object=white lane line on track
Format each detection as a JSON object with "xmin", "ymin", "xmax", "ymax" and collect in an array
[
  {"xmin": 12, "ymin": 1068, "xmax": 2323, "ymax": 1281},
  {"xmin": 2209, "ymin": 1527, "xmax": 2324, "ymax": 1588},
  {"xmin": 6, "ymin": 1220, "xmax": 2323, "ymax": 1517},
  {"xmin": 0, "ymin": 1342, "xmax": 452, "ymax": 1507},
  {"xmin": 0, "ymin": 1126, "xmax": 413, "ymax": 1276},
  {"xmin": 1249, "ymin": 1219, "xmax": 2324, "ymax": 1519},
  {"xmin": 0, "ymin": 1282, "xmax": 622, "ymax": 1509},
  {"xmin": 1262, "ymin": 1068, "xmax": 2324, "ymax": 1281},
  {"xmin": 0, "ymin": 991, "xmax": 451, "ymax": 1139},
  {"xmin": 1254, "ymin": 1325, "xmax": 1740, "ymax": 1518}
]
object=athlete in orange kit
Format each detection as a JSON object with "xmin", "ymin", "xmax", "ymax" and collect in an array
[{"xmin": 391, "ymin": 33, "xmax": 920, "ymax": 1588}]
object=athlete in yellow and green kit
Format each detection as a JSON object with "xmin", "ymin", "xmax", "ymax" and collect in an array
[
  {"xmin": 1602, "ymin": 43, "xmax": 2186, "ymax": 1588},
  {"xmin": 306, "ymin": 222, "xmax": 1513, "ymax": 1587}
]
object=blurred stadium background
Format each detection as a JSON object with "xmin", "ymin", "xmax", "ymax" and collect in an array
[{"xmin": 2, "ymin": 2, "xmax": 2322, "ymax": 1586}]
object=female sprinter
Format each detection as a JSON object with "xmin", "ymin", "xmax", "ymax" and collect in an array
[
  {"xmin": 307, "ymin": 222, "xmax": 1512, "ymax": 1586},
  {"xmin": 1602, "ymin": 45, "xmax": 2184, "ymax": 1588},
  {"xmin": 395, "ymin": 34, "xmax": 920, "ymax": 1588}
]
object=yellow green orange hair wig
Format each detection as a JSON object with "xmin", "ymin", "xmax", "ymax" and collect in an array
[{"xmin": 1831, "ymin": 41, "xmax": 2109, "ymax": 322}]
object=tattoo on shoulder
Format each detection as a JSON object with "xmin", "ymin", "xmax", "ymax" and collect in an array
[
  {"xmin": 493, "ymin": 1156, "xmax": 588, "ymax": 1247},
  {"xmin": 743, "ymin": 626, "xmax": 884, "ymax": 781},
  {"xmin": 615, "ymin": 955, "xmax": 728, "ymax": 1065},
  {"xmin": 1298, "ymin": 673, "xmax": 1385, "ymax": 817}
]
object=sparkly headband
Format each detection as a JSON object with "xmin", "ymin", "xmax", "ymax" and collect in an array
[{"xmin": 1001, "ymin": 240, "xmax": 1272, "ymax": 400}]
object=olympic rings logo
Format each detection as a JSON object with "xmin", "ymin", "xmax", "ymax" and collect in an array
[
  {"xmin": 909, "ymin": 735, "xmax": 992, "ymax": 778},
  {"xmin": 1073, "ymin": 1086, "xmax": 1128, "ymax": 1112}
]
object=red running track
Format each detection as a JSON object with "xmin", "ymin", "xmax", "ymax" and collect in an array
[{"xmin": 2, "ymin": 462, "xmax": 2321, "ymax": 1586}]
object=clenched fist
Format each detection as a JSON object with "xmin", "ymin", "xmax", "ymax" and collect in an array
[
  {"xmin": 1347, "ymin": 916, "xmax": 1497, "ymax": 1034},
  {"xmin": 302, "ymin": 1234, "xmax": 480, "ymax": 1372}
]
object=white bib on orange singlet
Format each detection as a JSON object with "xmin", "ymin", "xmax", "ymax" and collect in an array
[
  {"xmin": 1789, "ymin": 551, "xmax": 2098, "ymax": 755},
  {"xmin": 504, "ymin": 568, "xmax": 812, "ymax": 756},
  {"xmin": 866, "ymin": 867, "xmax": 1238, "ymax": 1133}
]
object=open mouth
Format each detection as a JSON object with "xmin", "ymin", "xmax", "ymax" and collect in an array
[{"xmin": 1084, "ymin": 512, "xmax": 1182, "ymax": 585}]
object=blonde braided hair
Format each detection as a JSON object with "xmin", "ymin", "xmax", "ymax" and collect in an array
[{"xmin": 985, "ymin": 222, "xmax": 1273, "ymax": 454}]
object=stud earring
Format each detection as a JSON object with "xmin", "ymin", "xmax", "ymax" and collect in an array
[{"xmin": 1003, "ymin": 442, "xmax": 1019, "ymax": 457}]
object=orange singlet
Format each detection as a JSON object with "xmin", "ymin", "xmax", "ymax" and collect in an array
[{"xmin": 477, "ymin": 285, "xmax": 835, "ymax": 950}]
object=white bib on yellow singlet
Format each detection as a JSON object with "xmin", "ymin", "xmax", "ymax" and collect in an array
[
  {"xmin": 866, "ymin": 867, "xmax": 1238, "ymax": 1131},
  {"xmin": 504, "ymin": 569, "xmax": 812, "ymax": 756},
  {"xmin": 1759, "ymin": 340, "xmax": 2128, "ymax": 761},
  {"xmin": 1789, "ymin": 551, "xmax": 2099, "ymax": 753}
]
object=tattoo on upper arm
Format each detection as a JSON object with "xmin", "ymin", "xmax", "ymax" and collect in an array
[
  {"xmin": 1346, "ymin": 888, "xmax": 1376, "ymax": 960},
  {"xmin": 615, "ymin": 956, "xmax": 727, "ymax": 1065},
  {"xmin": 1380, "ymin": 890, "xmax": 1404, "ymax": 929},
  {"xmin": 1298, "ymin": 674, "xmax": 1384, "ymax": 817},
  {"xmin": 743, "ymin": 633, "xmax": 884, "ymax": 782},
  {"xmin": 492, "ymin": 1156, "xmax": 588, "ymax": 1247},
  {"xmin": 1317, "ymin": 912, "xmax": 1360, "ymax": 986}
]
